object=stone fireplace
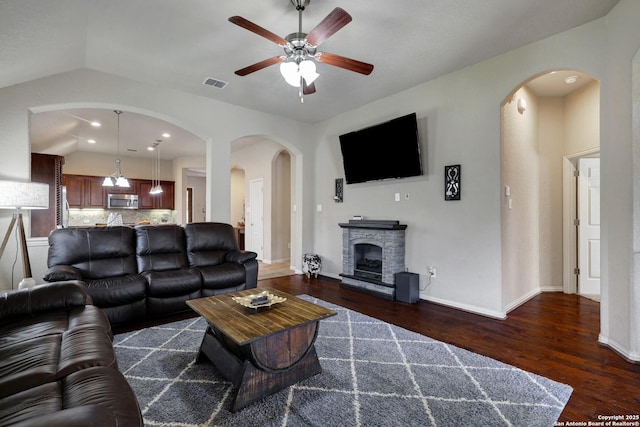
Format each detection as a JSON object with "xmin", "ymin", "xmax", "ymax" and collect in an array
[{"xmin": 339, "ymin": 220, "xmax": 407, "ymax": 299}]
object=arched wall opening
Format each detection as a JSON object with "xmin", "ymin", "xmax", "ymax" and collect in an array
[
  {"xmin": 230, "ymin": 135, "xmax": 302, "ymax": 273},
  {"xmin": 501, "ymin": 69, "xmax": 601, "ymax": 313}
]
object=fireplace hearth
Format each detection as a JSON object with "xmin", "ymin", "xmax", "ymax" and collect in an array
[{"xmin": 339, "ymin": 220, "xmax": 407, "ymax": 300}]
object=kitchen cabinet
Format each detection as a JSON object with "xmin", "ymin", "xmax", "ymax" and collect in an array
[
  {"xmin": 62, "ymin": 175, "xmax": 106, "ymax": 208},
  {"xmin": 64, "ymin": 174, "xmax": 174, "ymax": 210},
  {"xmin": 138, "ymin": 180, "xmax": 175, "ymax": 210},
  {"xmin": 30, "ymin": 153, "xmax": 64, "ymax": 237}
]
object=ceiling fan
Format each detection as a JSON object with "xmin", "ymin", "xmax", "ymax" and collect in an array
[{"xmin": 229, "ymin": 0, "xmax": 374, "ymax": 99}]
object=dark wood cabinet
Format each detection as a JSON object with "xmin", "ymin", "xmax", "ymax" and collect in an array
[
  {"xmin": 138, "ymin": 180, "xmax": 175, "ymax": 210},
  {"xmin": 63, "ymin": 174, "xmax": 174, "ymax": 210},
  {"xmin": 30, "ymin": 153, "xmax": 64, "ymax": 237},
  {"xmin": 62, "ymin": 175, "xmax": 106, "ymax": 208}
]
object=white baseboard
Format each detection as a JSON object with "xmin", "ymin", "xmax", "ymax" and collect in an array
[
  {"xmin": 421, "ymin": 295, "xmax": 507, "ymax": 320},
  {"xmin": 598, "ymin": 334, "xmax": 640, "ymax": 362},
  {"xmin": 504, "ymin": 288, "xmax": 542, "ymax": 313}
]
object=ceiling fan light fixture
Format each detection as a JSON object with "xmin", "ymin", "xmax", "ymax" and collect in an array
[
  {"xmin": 280, "ymin": 60, "xmax": 318, "ymax": 87},
  {"xmin": 299, "ymin": 60, "xmax": 319, "ymax": 84},
  {"xmin": 280, "ymin": 62, "xmax": 301, "ymax": 86}
]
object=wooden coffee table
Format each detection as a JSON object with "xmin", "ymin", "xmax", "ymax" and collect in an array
[{"xmin": 186, "ymin": 288, "xmax": 336, "ymax": 412}]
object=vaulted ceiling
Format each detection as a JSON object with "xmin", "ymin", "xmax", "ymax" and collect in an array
[{"xmin": 2, "ymin": 0, "xmax": 617, "ymax": 159}]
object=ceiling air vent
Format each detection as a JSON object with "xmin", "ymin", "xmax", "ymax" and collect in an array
[{"xmin": 202, "ymin": 77, "xmax": 228, "ymax": 89}]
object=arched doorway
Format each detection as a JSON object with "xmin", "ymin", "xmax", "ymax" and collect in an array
[{"xmin": 501, "ymin": 69, "xmax": 600, "ymax": 311}]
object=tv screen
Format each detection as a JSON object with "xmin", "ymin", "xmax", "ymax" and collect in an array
[{"xmin": 339, "ymin": 113, "xmax": 422, "ymax": 184}]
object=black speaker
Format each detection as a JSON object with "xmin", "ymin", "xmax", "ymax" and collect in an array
[{"xmin": 395, "ymin": 272, "xmax": 419, "ymax": 303}]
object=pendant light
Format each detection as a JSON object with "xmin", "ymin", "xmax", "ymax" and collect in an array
[
  {"xmin": 103, "ymin": 110, "xmax": 130, "ymax": 187},
  {"xmin": 149, "ymin": 139, "xmax": 163, "ymax": 194}
]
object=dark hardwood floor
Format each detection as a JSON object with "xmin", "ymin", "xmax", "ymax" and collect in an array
[{"xmin": 258, "ymin": 274, "xmax": 640, "ymax": 423}]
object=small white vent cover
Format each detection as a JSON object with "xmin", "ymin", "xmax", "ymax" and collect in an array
[{"xmin": 202, "ymin": 77, "xmax": 228, "ymax": 89}]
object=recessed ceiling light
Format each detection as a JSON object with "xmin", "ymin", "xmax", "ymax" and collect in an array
[
  {"xmin": 564, "ymin": 75, "xmax": 578, "ymax": 84},
  {"xmin": 87, "ymin": 139, "xmax": 96, "ymax": 144},
  {"xmin": 148, "ymin": 146, "xmax": 155, "ymax": 151},
  {"xmin": 162, "ymin": 133, "xmax": 170, "ymax": 138},
  {"xmin": 90, "ymin": 121, "xmax": 101, "ymax": 127}
]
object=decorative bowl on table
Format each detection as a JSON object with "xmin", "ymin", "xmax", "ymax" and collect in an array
[{"xmin": 233, "ymin": 291, "xmax": 286, "ymax": 309}]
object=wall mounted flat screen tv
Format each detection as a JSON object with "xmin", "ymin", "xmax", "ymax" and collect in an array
[{"xmin": 339, "ymin": 113, "xmax": 422, "ymax": 184}]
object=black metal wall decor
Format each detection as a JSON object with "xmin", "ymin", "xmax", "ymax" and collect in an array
[
  {"xmin": 444, "ymin": 164, "xmax": 461, "ymax": 201},
  {"xmin": 334, "ymin": 178, "xmax": 343, "ymax": 203}
]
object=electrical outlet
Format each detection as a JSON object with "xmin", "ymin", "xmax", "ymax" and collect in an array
[{"xmin": 428, "ymin": 266, "xmax": 437, "ymax": 278}]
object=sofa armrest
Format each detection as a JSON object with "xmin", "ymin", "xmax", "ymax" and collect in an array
[
  {"xmin": 0, "ymin": 281, "xmax": 88, "ymax": 322},
  {"xmin": 226, "ymin": 250, "xmax": 258, "ymax": 264},
  {"xmin": 43, "ymin": 265, "xmax": 82, "ymax": 282}
]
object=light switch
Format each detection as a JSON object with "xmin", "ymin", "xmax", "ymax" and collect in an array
[
  {"xmin": 505, "ymin": 185, "xmax": 511, "ymax": 197},
  {"xmin": 394, "ymin": 193, "xmax": 400, "ymax": 202},
  {"xmin": 317, "ymin": 204, "xmax": 322, "ymax": 212}
]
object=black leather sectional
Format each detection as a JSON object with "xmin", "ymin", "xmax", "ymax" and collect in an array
[
  {"xmin": 44, "ymin": 222, "xmax": 258, "ymax": 326},
  {"xmin": 0, "ymin": 281, "xmax": 142, "ymax": 426}
]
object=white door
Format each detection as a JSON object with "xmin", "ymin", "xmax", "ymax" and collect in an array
[
  {"xmin": 248, "ymin": 179, "xmax": 264, "ymax": 260},
  {"xmin": 578, "ymin": 158, "xmax": 600, "ymax": 296}
]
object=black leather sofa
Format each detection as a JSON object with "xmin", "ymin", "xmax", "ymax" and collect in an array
[
  {"xmin": 44, "ymin": 222, "xmax": 258, "ymax": 326},
  {"xmin": 0, "ymin": 281, "xmax": 142, "ymax": 426}
]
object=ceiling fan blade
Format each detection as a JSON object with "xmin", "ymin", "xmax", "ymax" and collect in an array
[
  {"xmin": 303, "ymin": 80, "xmax": 316, "ymax": 95},
  {"xmin": 234, "ymin": 56, "xmax": 284, "ymax": 76},
  {"xmin": 316, "ymin": 52, "xmax": 374, "ymax": 75},
  {"xmin": 228, "ymin": 16, "xmax": 288, "ymax": 46},
  {"xmin": 305, "ymin": 7, "xmax": 352, "ymax": 47}
]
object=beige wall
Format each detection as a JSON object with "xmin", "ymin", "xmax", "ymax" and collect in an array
[
  {"xmin": 187, "ymin": 175, "xmax": 206, "ymax": 222},
  {"xmin": 231, "ymin": 139, "xmax": 292, "ymax": 264},
  {"xmin": 272, "ymin": 151, "xmax": 291, "ymax": 263},
  {"xmin": 230, "ymin": 168, "xmax": 245, "ymax": 226},
  {"xmin": 565, "ymin": 80, "xmax": 600, "ymax": 156},
  {"xmin": 62, "ymin": 151, "xmax": 174, "ymax": 180},
  {"xmin": 501, "ymin": 80, "xmax": 600, "ymax": 310},
  {"xmin": 502, "ymin": 86, "xmax": 540, "ymax": 308}
]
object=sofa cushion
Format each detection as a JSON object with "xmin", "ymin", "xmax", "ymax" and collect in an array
[
  {"xmin": 47, "ymin": 227, "xmax": 137, "ymax": 279},
  {"xmin": 84, "ymin": 275, "xmax": 147, "ymax": 308},
  {"xmin": 199, "ymin": 263, "xmax": 246, "ymax": 290},
  {"xmin": 142, "ymin": 269, "xmax": 202, "ymax": 298},
  {"xmin": 0, "ymin": 382, "xmax": 61, "ymax": 426},
  {"xmin": 184, "ymin": 222, "xmax": 239, "ymax": 266},
  {"xmin": 135, "ymin": 224, "xmax": 189, "ymax": 271},
  {"xmin": 0, "ymin": 367, "xmax": 142, "ymax": 427},
  {"xmin": 0, "ymin": 335, "xmax": 60, "ymax": 399}
]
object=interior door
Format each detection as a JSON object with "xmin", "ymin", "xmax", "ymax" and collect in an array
[
  {"xmin": 248, "ymin": 178, "xmax": 264, "ymax": 260},
  {"xmin": 578, "ymin": 158, "xmax": 601, "ymax": 296}
]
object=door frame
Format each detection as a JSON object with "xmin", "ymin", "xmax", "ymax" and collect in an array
[{"xmin": 562, "ymin": 148, "xmax": 600, "ymax": 294}]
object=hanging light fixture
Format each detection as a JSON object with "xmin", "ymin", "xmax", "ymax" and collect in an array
[
  {"xmin": 102, "ymin": 110, "xmax": 130, "ymax": 188},
  {"xmin": 149, "ymin": 139, "xmax": 163, "ymax": 195},
  {"xmin": 279, "ymin": 59, "xmax": 319, "ymax": 88}
]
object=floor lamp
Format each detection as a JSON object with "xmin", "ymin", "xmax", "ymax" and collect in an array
[{"xmin": 0, "ymin": 180, "xmax": 49, "ymax": 288}]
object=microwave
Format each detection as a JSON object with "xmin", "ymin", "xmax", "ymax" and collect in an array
[{"xmin": 107, "ymin": 193, "xmax": 139, "ymax": 209}]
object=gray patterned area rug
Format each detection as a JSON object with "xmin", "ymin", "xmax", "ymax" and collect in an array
[{"xmin": 114, "ymin": 295, "xmax": 572, "ymax": 427}]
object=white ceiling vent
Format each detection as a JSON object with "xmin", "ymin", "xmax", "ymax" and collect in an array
[{"xmin": 202, "ymin": 77, "xmax": 228, "ymax": 89}]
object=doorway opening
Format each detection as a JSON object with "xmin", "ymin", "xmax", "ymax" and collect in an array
[{"xmin": 501, "ymin": 69, "xmax": 600, "ymax": 312}]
